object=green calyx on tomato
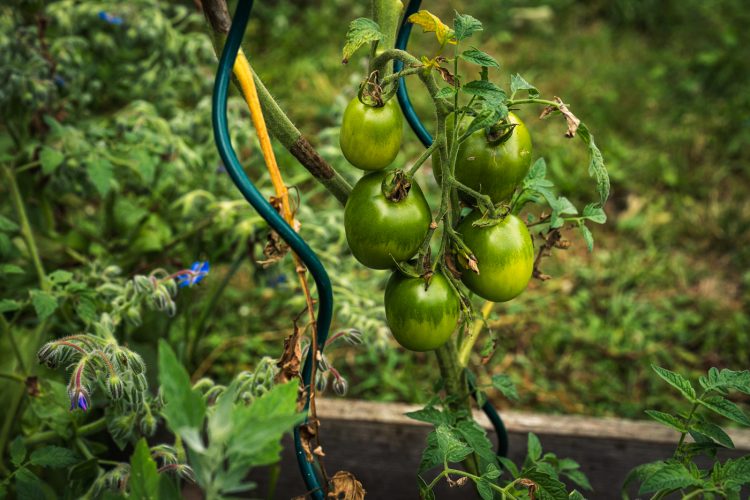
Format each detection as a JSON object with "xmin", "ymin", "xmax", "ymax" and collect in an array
[
  {"xmin": 439, "ymin": 111, "xmax": 532, "ymax": 205},
  {"xmin": 344, "ymin": 170, "xmax": 432, "ymax": 270},
  {"xmin": 384, "ymin": 271, "xmax": 460, "ymax": 352},
  {"xmin": 456, "ymin": 210, "xmax": 534, "ymax": 302},
  {"xmin": 339, "ymin": 96, "xmax": 403, "ymax": 171}
]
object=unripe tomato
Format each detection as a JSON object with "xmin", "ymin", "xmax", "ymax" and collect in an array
[
  {"xmin": 439, "ymin": 112, "xmax": 532, "ymax": 204},
  {"xmin": 339, "ymin": 97, "xmax": 403, "ymax": 171},
  {"xmin": 457, "ymin": 211, "xmax": 534, "ymax": 302},
  {"xmin": 384, "ymin": 272, "xmax": 460, "ymax": 351},
  {"xmin": 344, "ymin": 171, "xmax": 431, "ymax": 269}
]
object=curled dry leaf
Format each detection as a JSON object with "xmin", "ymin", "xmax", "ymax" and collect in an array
[
  {"xmin": 298, "ymin": 422, "xmax": 318, "ymax": 462},
  {"xmin": 259, "ymin": 229, "xmax": 289, "ymax": 268},
  {"xmin": 539, "ymin": 96, "xmax": 580, "ymax": 138},
  {"xmin": 443, "ymin": 252, "xmax": 462, "ymax": 279},
  {"xmin": 276, "ymin": 323, "xmax": 302, "ymax": 384},
  {"xmin": 327, "ymin": 471, "xmax": 366, "ymax": 500},
  {"xmin": 435, "ymin": 66, "xmax": 458, "ymax": 87}
]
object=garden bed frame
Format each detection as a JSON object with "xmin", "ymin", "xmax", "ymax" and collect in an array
[{"xmin": 241, "ymin": 398, "xmax": 750, "ymax": 499}]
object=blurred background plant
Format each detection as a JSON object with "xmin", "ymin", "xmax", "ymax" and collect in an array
[{"xmin": 1, "ymin": 0, "xmax": 749, "ymax": 495}]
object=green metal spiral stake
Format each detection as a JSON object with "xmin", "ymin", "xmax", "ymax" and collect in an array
[{"xmin": 212, "ymin": 1, "xmax": 330, "ymax": 498}]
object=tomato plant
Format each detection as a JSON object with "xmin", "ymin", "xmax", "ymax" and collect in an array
[
  {"xmin": 339, "ymin": 96, "xmax": 403, "ymax": 171},
  {"xmin": 344, "ymin": 170, "xmax": 431, "ymax": 269},
  {"xmin": 384, "ymin": 271, "xmax": 460, "ymax": 351}
]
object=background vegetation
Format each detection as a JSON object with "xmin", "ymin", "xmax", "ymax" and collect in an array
[{"xmin": 1, "ymin": 0, "xmax": 748, "ymax": 457}]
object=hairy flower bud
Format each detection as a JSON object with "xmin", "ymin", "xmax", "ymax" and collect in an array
[
  {"xmin": 333, "ymin": 375, "xmax": 349, "ymax": 396},
  {"xmin": 133, "ymin": 275, "xmax": 153, "ymax": 294},
  {"xmin": 107, "ymin": 376, "xmax": 124, "ymax": 400}
]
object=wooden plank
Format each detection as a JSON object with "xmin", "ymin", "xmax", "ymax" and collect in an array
[{"xmin": 240, "ymin": 398, "xmax": 750, "ymax": 499}]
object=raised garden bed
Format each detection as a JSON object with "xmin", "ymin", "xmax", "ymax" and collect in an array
[{"xmin": 242, "ymin": 398, "xmax": 750, "ymax": 499}]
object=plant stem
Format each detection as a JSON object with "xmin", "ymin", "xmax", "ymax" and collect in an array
[
  {"xmin": 507, "ymin": 98, "xmax": 562, "ymax": 108},
  {"xmin": 0, "ymin": 372, "xmax": 25, "ymax": 384},
  {"xmin": 23, "ymin": 416, "xmax": 107, "ymax": 447},
  {"xmin": 2, "ymin": 164, "xmax": 47, "ymax": 290},
  {"xmin": 674, "ymin": 392, "xmax": 705, "ymax": 459},
  {"xmin": 0, "ymin": 315, "xmax": 28, "ymax": 374},
  {"xmin": 370, "ymin": 0, "xmax": 404, "ymax": 76},
  {"xmin": 407, "ymin": 140, "xmax": 438, "ymax": 177},
  {"xmin": 200, "ymin": 0, "xmax": 352, "ymax": 205},
  {"xmin": 457, "ymin": 301, "xmax": 494, "ymax": 367}
]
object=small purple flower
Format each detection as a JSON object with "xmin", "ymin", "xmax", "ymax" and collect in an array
[
  {"xmin": 177, "ymin": 261, "xmax": 210, "ymax": 288},
  {"xmin": 98, "ymin": 11, "xmax": 124, "ymax": 25},
  {"xmin": 69, "ymin": 388, "xmax": 89, "ymax": 411}
]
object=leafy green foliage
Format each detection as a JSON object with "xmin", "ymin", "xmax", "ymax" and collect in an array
[
  {"xmin": 342, "ymin": 18, "xmax": 383, "ymax": 64},
  {"xmin": 624, "ymin": 367, "xmax": 750, "ymax": 498}
]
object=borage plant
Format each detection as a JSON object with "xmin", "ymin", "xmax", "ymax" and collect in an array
[{"xmin": 339, "ymin": 5, "xmax": 609, "ymax": 499}]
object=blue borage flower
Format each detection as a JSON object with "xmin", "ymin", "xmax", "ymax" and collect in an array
[
  {"xmin": 69, "ymin": 387, "xmax": 90, "ymax": 411},
  {"xmin": 177, "ymin": 261, "xmax": 210, "ymax": 288},
  {"xmin": 98, "ymin": 11, "xmax": 124, "ymax": 25}
]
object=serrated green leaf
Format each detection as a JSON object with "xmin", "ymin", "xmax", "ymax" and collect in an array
[
  {"xmin": 435, "ymin": 425, "xmax": 472, "ymax": 463},
  {"xmin": 15, "ymin": 467, "xmax": 45, "ymax": 500},
  {"xmin": 510, "ymin": 73, "xmax": 539, "ymax": 98},
  {"xmin": 484, "ymin": 463, "xmax": 501, "ymax": 479},
  {"xmin": 491, "ymin": 374, "xmax": 519, "ymax": 402},
  {"xmin": 0, "ymin": 299, "xmax": 22, "ymax": 313},
  {"xmin": 582, "ymin": 204, "xmax": 607, "ymax": 224},
  {"xmin": 30, "ymin": 290, "xmax": 58, "ymax": 321},
  {"xmin": 524, "ymin": 468, "xmax": 568, "ymax": 500},
  {"xmin": 29, "ymin": 446, "xmax": 78, "ymax": 468},
  {"xmin": 579, "ymin": 223, "xmax": 594, "ymax": 252},
  {"xmin": 87, "ymin": 157, "xmax": 113, "ymax": 196},
  {"xmin": 342, "ymin": 18, "xmax": 383, "ymax": 63},
  {"xmin": 48, "ymin": 270, "xmax": 73, "ymax": 284},
  {"xmin": 0, "ymin": 215, "xmax": 19, "ymax": 232},
  {"xmin": 691, "ymin": 421, "xmax": 734, "ymax": 448},
  {"xmin": 130, "ymin": 439, "xmax": 160, "ymax": 500},
  {"xmin": 461, "ymin": 109, "xmax": 498, "ymax": 140},
  {"xmin": 563, "ymin": 469, "xmax": 593, "ymax": 491},
  {"xmin": 577, "ymin": 123, "xmax": 609, "ymax": 205},
  {"xmin": 652, "ymin": 365, "xmax": 696, "ymax": 401},
  {"xmin": 10, "ymin": 437, "xmax": 26, "ymax": 467},
  {"xmin": 0, "ymin": 264, "xmax": 24, "ymax": 275},
  {"xmin": 454, "ymin": 13, "xmax": 482, "ymax": 41},
  {"xmin": 419, "ymin": 430, "xmax": 442, "ymax": 473},
  {"xmin": 698, "ymin": 396, "xmax": 750, "ymax": 426},
  {"xmin": 527, "ymin": 432, "xmax": 543, "ymax": 462},
  {"xmin": 75, "ymin": 295, "xmax": 98, "ymax": 324},
  {"xmin": 461, "ymin": 48, "xmax": 499, "ymax": 68},
  {"xmin": 644, "ymin": 410, "xmax": 687, "ymax": 432},
  {"xmin": 568, "ymin": 491, "xmax": 586, "ymax": 500},
  {"xmin": 638, "ymin": 462, "xmax": 701, "ymax": 494},
  {"xmin": 456, "ymin": 420, "xmax": 495, "ymax": 463},
  {"xmin": 498, "ymin": 456, "xmax": 519, "ymax": 478},
  {"xmin": 40, "ymin": 147, "xmax": 64, "ymax": 175},
  {"xmin": 461, "ymin": 80, "xmax": 506, "ymax": 103},
  {"xmin": 158, "ymin": 340, "xmax": 206, "ymax": 450},
  {"xmin": 434, "ymin": 87, "xmax": 456, "ymax": 99},
  {"xmin": 476, "ymin": 478, "xmax": 494, "ymax": 500},
  {"xmin": 406, "ymin": 406, "xmax": 448, "ymax": 426}
]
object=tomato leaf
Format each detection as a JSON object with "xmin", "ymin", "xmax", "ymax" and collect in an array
[
  {"xmin": 408, "ymin": 10, "xmax": 456, "ymax": 46},
  {"xmin": 577, "ymin": 122, "xmax": 609, "ymax": 205},
  {"xmin": 510, "ymin": 73, "xmax": 539, "ymax": 98},
  {"xmin": 638, "ymin": 462, "xmax": 701, "ymax": 494},
  {"xmin": 461, "ymin": 48, "xmax": 499, "ymax": 68},
  {"xmin": 461, "ymin": 80, "xmax": 506, "ymax": 103},
  {"xmin": 691, "ymin": 420, "xmax": 734, "ymax": 448},
  {"xmin": 40, "ymin": 147, "xmax": 65, "ymax": 175},
  {"xmin": 342, "ymin": 18, "xmax": 383, "ymax": 64},
  {"xmin": 652, "ymin": 365, "xmax": 696, "ymax": 401},
  {"xmin": 30, "ymin": 290, "xmax": 58, "ymax": 320},
  {"xmin": 698, "ymin": 396, "xmax": 750, "ymax": 426},
  {"xmin": 29, "ymin": 446, "xmax": 79, "ymax": 468},
  {"xmin": 454, "ymin": 13, "xmax": 482, "ymax": 41},
  {"xmin": 644, "ymin": 410, "xmax": 687, "ymax": 433},
  {"xmin": 87, "ymin": 157, "xmax": 113, "ymax": 196},
  {"xmin": 491, "ymin": 374, "xmax": 519, "ymax": 402}
]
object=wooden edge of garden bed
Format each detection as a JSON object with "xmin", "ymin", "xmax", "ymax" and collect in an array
[{"xmin": 316, "ymin": 397, "xmax": 750, "ymax": 449}]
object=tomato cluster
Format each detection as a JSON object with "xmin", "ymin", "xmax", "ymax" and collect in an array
[{"xmin": 340, "ymin": 96, "xmax": 535, "ymax": 352}]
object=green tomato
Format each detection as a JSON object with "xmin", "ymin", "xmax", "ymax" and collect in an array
[
  {"xmin": 339, "ymin": 97, "xmax": 403, "ymax": 171},
  {"xmin": 344, "ymin": 171, "xmax": 432, "ymax": 270},
  {"xmin": 457, "ymin": 211, "xmax": 534, "ymax": 302},
  {"xmin": 384, "ymin": 271, "xmax": 460, "ymax": 351},
  {"xmin": 438, "ymin": 112, "xmax": 532, "ymax": 204}
]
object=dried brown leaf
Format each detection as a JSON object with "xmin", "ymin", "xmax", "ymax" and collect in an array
[
  {"xmin": 539, "ymin": 96, "xmax": 580, "ymax": 138},
  {"xmin": 327, "ymin": 471, "xmax": 366, "ymax": 500}
]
